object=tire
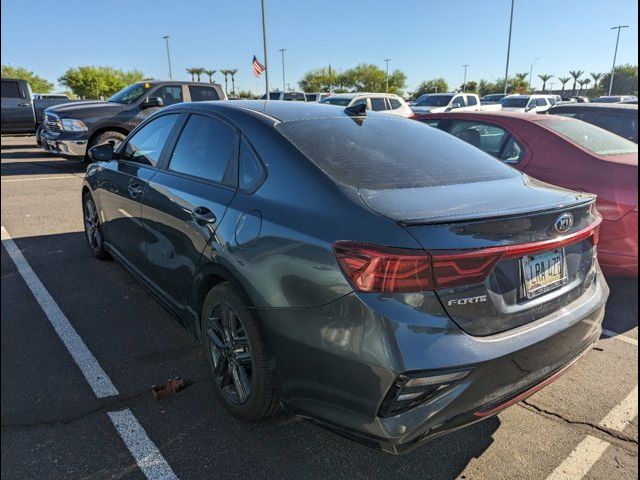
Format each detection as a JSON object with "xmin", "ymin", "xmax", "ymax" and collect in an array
[
  {"xmin": 82, "ymin": 191, "xmax": 110, "ymax": 260},
  {"xmin": 201, "ymin": 282, "xmax": 277, "ymax": 420},
  {"xmin": 86, "ymin": 131, "xmax": 126, "ymax": 163}
]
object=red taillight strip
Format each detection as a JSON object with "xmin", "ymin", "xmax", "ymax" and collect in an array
[{"xmin": 473, "ymin": 344, "xmax": 593, "ymax": 417}]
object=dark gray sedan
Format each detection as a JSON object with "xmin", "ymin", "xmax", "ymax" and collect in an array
[{"xmin": 82, "ymin": 101, "xmax": 608, "ymax": 454}]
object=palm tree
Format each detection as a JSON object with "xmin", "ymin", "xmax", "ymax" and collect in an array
[
  {"xmin": 219, "ymin": 69, "xmax": 231, "ymax": 95},
  {"xmin": 569, "ymin": 70, "xmax": 584, "ymax": 95},
  {"xmin": 192, "ymin": 67, "xmax": 206, "ymax": 82},
  {"xmin": 538, "ymin": 74, "xmax": 553, "ymax": 93},
  {"xmin": 590, "ymin": 72, "xmax": 603, "ymax": 94},
  {"xmin": 578, "ymin": 78, "xmax": 591, "ymax": 96},
  {"xmin": 228, "ymin": 69, "xmax": 238, "ymax": 95},
  {"xmin": 204, "ymin": 69, "xmax": 216, "ymax": 83},
  {"xmin": 558, "ymin": 76, "xmax": 571, "ymax": 94},
  {"xmin": 186, "ymin": 68, "xmax": 197, "ymax": 81}
]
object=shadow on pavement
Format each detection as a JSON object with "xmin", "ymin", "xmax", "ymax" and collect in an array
[
  {"xmin": 602, "ymin": 276, "xmax": 638, "ymax": 336},
  {"xmin": 0, "ymin": 159, "xmax": 87, "ymax": 177}
]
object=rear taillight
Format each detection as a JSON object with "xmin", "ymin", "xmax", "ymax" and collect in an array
[{"xmin": 333, "ymin": 216, "xmax": 601, "ymax": 293}]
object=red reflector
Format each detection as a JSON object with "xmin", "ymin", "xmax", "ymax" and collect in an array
[{"xmin": 334, "ymin": 216, "xmax": 601, "ymax": 293}]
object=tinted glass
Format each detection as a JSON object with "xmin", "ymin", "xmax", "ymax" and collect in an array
[
  {"xmin": 592, "ymin": 97, "xmax": 621, "ymax": 103},
  {"xmin": 451, "ymin": 96, "xmax": 465, "ymax": 108},
  {"xmin": 306, "ymin": 94, "xmax": 318, "ymax": 102},
  {"xmin": 389, "ymin": 98, "xmax": 402, "ymax": 109},
  {"xmin": 269, "ymin": 92, "xmax": 281, "ymax": 100},
  {"xmin": 169, "ymin": 114, "xmax": 235, "ymax": 182},
  {"xmin": 320, "ymin": 97, "xmax": 351, "ymax": 106},
  {"xmin": 592, "ymin": 114, "xmax": 637, "ymax": 141},
  {"xmin": 500, "ymin": 97, "xmax": 529, "ymax": 108},
  {"xmin": 370, "ymin": 98, "xmax": 387, "ymax": 111},
  {"xmin": 276, "ymin": 117, "xmax": 518, "ymax": 190},
  {"xmin": 152, "ymin": 85, "xmax": 183, "ymax": 106},
  {"xmin": 539, "ymin": 118, "xmax": 638, "ymax": 156},
  {"xmin": 449, "ymin": 120, "xmax": 507, "ymax": 153},
  {"xmin": 500, "ymin": 137, "xmax": 525, "ymax": 164},
  {"xmin": 535, "ymin": 98, "xmax": 547, "ymax": 107},
  {"xmin": 283, "ymin": 93, "xmax": 306, "ymax": 101},
  {"xmin": 122, "ymin": 114, "xmax": 179, "ymax": 166},
  {"xmin": 415, "ymin": 94, "xmax": 454, "ymax": 107},
  {"xmin": 189, "ymin": 85, "xmax": 220, "ymax": 101},
  {"xmin": 466, "ymin": 95, "xmax": 478, "ymax": 106},
  {"xmin": 239, "ymin": 138, "xmax": 265, "ymax": 190},
  {"xmin": 109, "ymin": 82, "xmax": 152, "ymax": 104},
  {"xmin": 1, "ymin": 80, "xmax": 23, "ymax": 99}
]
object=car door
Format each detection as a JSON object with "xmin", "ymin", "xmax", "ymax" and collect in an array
[
  {"xmin": 464, "ymin": 95, "xmax": 480, "ymax": 111},
  {"xmin": 141, "ymin": 112, "xmax": 238, "ymax": 309},
  {"xmin": 1, "ymin": 79, "xmax": 35, "ymax": 133},
  {"xmin": 136, "ymin": 84, "xmax": 185, "ymax": 122},
  {"xmin": 98, "ymin": 113, "xmax": 181, "ymax": 271}
]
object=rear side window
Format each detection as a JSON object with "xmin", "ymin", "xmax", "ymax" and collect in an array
[
  {"xmin": 122, "ymin": 114, "xmax": 179, "ymax": 166},
  {"xmin": 389, "ymin": 98, "xmax": 402, "ymax": 109},
  {"xmin": 189, "ymin": 85, "xmax": 220, "ymax": 102},
  {"xmin": 592, "ymin": 114, "xmax": 637, "ymax": 141},
  {"xmin": 466, "ymin": 95, "xmax": 478, "ymax": 106},
  {"xmin": 448, "ymin": 121, "xmax": 509, "ymax": 155},
  {"xmin": 276, "ymin": 117, "xmax": 518, "ymax": 190},
  {"xmin": 239, "ymin": 138, "xmax": 265, "ymax": 191},
  {"xmin": 168, "ymin": 114, "xmax": 236, "ymax": 183},
  {"xmin": 1, "ymin": 80, "xmax": 23, "ymax": 99},
  {"xmin": 539, "ymin": 119, "xmax": 638, "ymax": 156},
  {"xmin": 370, "ymin": 97, "xmax": 387, "ymax": 111}
]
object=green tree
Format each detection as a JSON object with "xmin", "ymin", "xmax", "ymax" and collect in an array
[
  {"xmin": 204, "ymin": 69, "xmax": 216, "ymax": 82},
  {"xmin": 600, "ymin": 64, "xmax": 638, "ymax": 96},
  {"xmin": 538, "ymin": 74, "xmax": 553, "ymax": 92},
  {"xmin": 338, "ymin": 63, "xmax": 406, "ymax": 94},
  {"xmin": 508, "ymin": 73, "xmax": 529, "ymax": 93},
  {"xmin": 186, "ymin": 68, "xmax": 197, "ymax": 81},
  {"xmin": 590, "ymin": 72, "xmax": 603, "ymax": 94},
  {"xmin": 412, "ymin": 78, "xmax": 449, "ymax": 97},
  {"xmin": 569, "ymin": 70, "xmax": 584, "ymax": 94},
  {"xmin": 192, "ymin": 67, "xmax": 205, "ymax": 82},
  {"xmin": 228, "ymin": 69, "xmax": 238, "ymax": 95},
  {"xmin": 237, "ymin": 89, "xmax": 256, "ymax": 99},
  {"xmin": 58, "ymin": 66, "xmax": 144, "ymax": 99},
  {"xmin": 558, "ymin": 76, "xmax": 571, "ymax": 94},
  {"xmin": 298, "ymin": 67, "xmax": 339, "ymax": 92},
  {"xmin": 477, "ymin": 79, "xmax": 502, "ymax": 97},
  {"xmin": 461, "ymin": 80, "xmax": 478, "ymax": 93},
  {"xmin": 1, "ymin": 65, "xmax": 54, "ymax": 93},
  {"xmin": 219, "ymin": 69, "xmax": 232, "ymax": 95}
]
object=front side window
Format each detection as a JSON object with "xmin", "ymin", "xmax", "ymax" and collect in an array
[
  {"xmin": 539, "ymin": 118, "xmax": 638, "ymax": 156},
  {"xmin": 370, "ymin": 97, "xmax": 387, "ymax": 111},
  {"xmin": 168, "ymin": 114, "xmax": 236, "ymax": 183},
  {"xmin": 1, "ymin": 80, "xmax": 23, "ymax": 99},
  {"xmin": 451, "ymin": 96, "xmax": 465, "ymax": 108},
  {"xmin": 536, "ymin": 98, "xmax": 548, "ymax": 107},
  {"xmin": 151, "ymin": 85, "xmax": 183, "ymax": 106},
  {"xmin": 189, "ymin": 85, "xmax": 220, "ymax": 102},
  {"xmin": 122, "ymin": 114, "xmax": 179, "ymax": 166}
]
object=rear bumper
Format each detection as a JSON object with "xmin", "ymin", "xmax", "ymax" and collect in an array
[
  {"xmin": 260, "ymin": 272, "xmax": 609, "ymax": 454},
  {"xmin": 39, "ymin": 129, "xmax": 88, "ymax": 158},
  {"xmin": 599, "ymin": 212, "xmax": 638, "ymax": 277}
]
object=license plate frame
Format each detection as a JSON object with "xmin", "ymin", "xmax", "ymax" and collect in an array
[{"xmin": 521, "ymin": 248, "xmax": 568, "ymax": 299}]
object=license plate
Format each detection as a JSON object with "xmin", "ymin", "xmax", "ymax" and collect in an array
[{"xmin": 522, "ymin": 249, "xmax": 567, "ymax": 299}]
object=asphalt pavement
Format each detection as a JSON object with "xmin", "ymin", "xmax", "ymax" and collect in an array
[{"xmin": 1, "ymin": 135, "xmax": 637, "ymax": 480}]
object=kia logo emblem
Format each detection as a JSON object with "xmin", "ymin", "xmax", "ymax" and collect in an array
[{"xmin": 554, "ymin": 213, "xmax": 574, "ymax": 233}]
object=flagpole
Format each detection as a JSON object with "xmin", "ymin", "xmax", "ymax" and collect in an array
[{"xmin": 261, "ymin": 0, "xmax": 270, "ymax": 98}]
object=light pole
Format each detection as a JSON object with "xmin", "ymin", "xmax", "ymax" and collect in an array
[
  {"xmin": 279, "ymin": 48, "xmax": 286, "ymax": 92},
  {"xmin": 462, "ymin": 64, "xmax": 470, "ymax": 92},
  {"xmin": 261, "ymin": 0, "xmax": 270, "ymax": 98},
  {"xmin": 383, "ymin": 58, "xmax": 391, "ymax": 92},
  {"xmin": 162, "ymin": 35, "xmax": 173, "ymax": 80},
  {"xmin": 548, "ymin": 82, "xmax": 555, "ymax": 94},
  {"xmin": 608, "ymin": 25, "xmax": 629, "ymax": 95},
  {"xmin": 503, "ymin": 0, "xmax": 515, "ymax": 94},
  {"xmin": 528, "ymin": 57, "xmax": 538, "ymax": 92}
]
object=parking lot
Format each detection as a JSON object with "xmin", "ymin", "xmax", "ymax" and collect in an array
[{"xmin": 0, "ymin": 135, "xmax": 637, "ymax": 479}]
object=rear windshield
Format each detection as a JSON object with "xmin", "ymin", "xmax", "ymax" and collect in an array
[
  {"xmin": 320, "ymin": 97, "xmax": 352, "ymax": 106},
  {"xmin": 415, "ymin": 94, "xmax": 453, "ymax": 107},
  {"xmin": 538, "ymin": 119, "xmax": 638, "ymax": 156},
  {"xmin": 275, "ymin": 116, "xmax": 519, "ymax": 190}
]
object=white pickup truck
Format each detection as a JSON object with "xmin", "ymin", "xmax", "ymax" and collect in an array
[{"xmin": 411, "ymin": 93, "xmax": 502, "ymax": 115}]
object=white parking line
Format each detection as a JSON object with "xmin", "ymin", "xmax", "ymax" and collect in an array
[
  {"xmin": 109, "ymin": 409, "xmax": 178, "ymax": 480},
  {"xmin": 602, "ymin": 329, "xmax": 638, "ymax": 346},
  {"xmin": 1, "ymin": 225, "xmax": 118, "ymax": 398},
  {"xmin": 1, "ymin": 175, "xmax": 80, "ymax": 182},
  {"xmin": 545, "ymin": 384, "xmax": 639, "ymax": 480},
  {"xmin": 2, "ymin": 225, "xmax": 178, "ymax": 480}
]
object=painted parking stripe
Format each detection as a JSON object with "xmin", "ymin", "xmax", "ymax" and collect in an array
[
  {"xmin": 1, "ymin": 175, "xmax": 81, "ymax": 183},
  {"xmin": 546, "ymin": 384, "xmax": 639, "ymax": 480},
  {"xmin": 1, "ymin": 225, "xmax": 119, "ymax": 398},
  {"xmin": 601, "ymin": 329, "xmax": 638, "ymax": 346},
  {"xmin": 108, "ymin": 409, "xmax": 179, "ymax": 480}
]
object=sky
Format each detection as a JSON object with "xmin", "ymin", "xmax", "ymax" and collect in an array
[{"xmin": 1, "ymin": 0, "xmax": 638, "ymax": 95}]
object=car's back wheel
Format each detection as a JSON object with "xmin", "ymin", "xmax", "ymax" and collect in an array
[
  {"xmin": 201, "ymin": 283, "xmax": 277, "ymax": 420},
  {"xmin": 82, "ymin": 191, "xmax": 110, "ymax": 260}
]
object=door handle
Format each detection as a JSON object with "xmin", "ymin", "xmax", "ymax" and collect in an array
[
  {"xmin": 18, "ymin": 103, "xmax": 31, "ymax": 107},
  {"xmin": 191, "ymin": 206, "xmax": 216, "ymax": 224},
  {"xmin": 127, "ymin": 183, "xmax": 144, "ymax": 198}
]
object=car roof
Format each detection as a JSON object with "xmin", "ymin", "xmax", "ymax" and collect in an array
[
  {"xmin": 551, "ymin": 103, "xmax": 638, "ymax": 111},
  {"xmin": 135, "ymin": 80, "xmax": 224, "ymax": 87},
  {"xmin": 326, "ymin": 92, "xmax": 402, "ymax": 99},
  {"xmin": 415, "ymin": 110, "xmax": 572, "ymax": 123},
  {"xmin": 163, "ymin": 99, "xmax": 391, "ymax": 123}
]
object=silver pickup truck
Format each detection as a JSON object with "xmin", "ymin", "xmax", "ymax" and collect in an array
[{"xmin": 1, "ymin": 78, "xmax": 80, "ymax": 134}]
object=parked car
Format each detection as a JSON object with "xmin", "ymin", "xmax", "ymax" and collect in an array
[
  {"xmin": 592, "ymin": 95, "xmax": 638, "ymax": 103},
  {"xmin": 39, "ymin": 80, "xmax": 225, "ymax": 159},
  {"xmin": 320, "ymin": 92, "xmax": 413, "ymax": 117},
  {"xmin": 1, "ymin": 78, "xmax": 80, "ymax": 134},
  {"xmin": 499, "ymin": 94, "xmax": 554, "ymax": 113},
  {"xmin": 481, "ymin": 93, "xmax": 509, "ymax": 103},
  {"xmin": 548, "ymin": 103, "xmax": 638, "ymax": 143},
  {"xmin": 411, "ymin": 93, "xmax": 502, "ymax": 114},
  {"xmin": 414, "ymin": 111, "xmax": 638, "ymax": 276},
  {"xmin": 561, "ymin": 96, "xmax": 590, "ymax": 103},
  {"xmin": 83, "ymin": 101, "xmax": 607, "ymax": 454},
  {"xmin": 260, "ymin": 91, "xmax": 307, "ymax": 101},
  {"xmin": 304, "ymin": 92, "xmax": 332, "ymax": 102}
]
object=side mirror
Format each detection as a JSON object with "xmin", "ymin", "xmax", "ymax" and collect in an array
[
  {"xmin": 88, "ymin": 142, "xmax": 114, "ymax": 162},
  {"xmin": 141, "ymin": 96, "xmax": 164, "ymax": 109}
]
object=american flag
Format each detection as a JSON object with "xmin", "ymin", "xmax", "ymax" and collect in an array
[{"xmin": 252, "ymin": 56, "xmax": 265, "ymax": 78}]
